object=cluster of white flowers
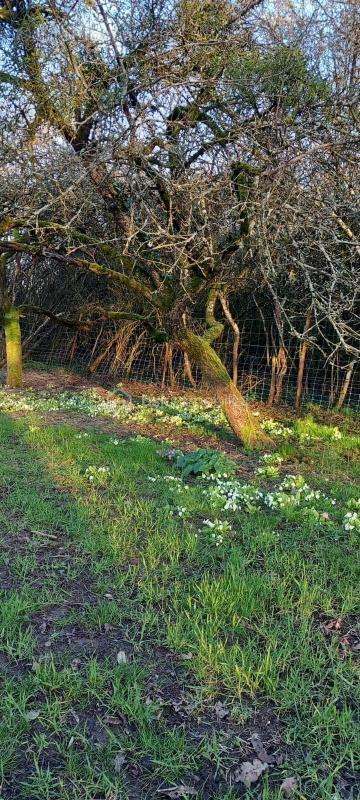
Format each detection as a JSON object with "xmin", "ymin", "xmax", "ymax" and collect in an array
[
  {"xmin": 347, "ymin": 498, "xmax": 360, "ymax": 510},
  {"xmin": 148, "ymin": 474, "xmax": 189, "ymax": 494},
  {"xmin": 0, "ymin": 387, "xmax": 229, "ymax": 433},
  {"xmin": 256, "ymin": 452, "xmax": 284, "ymax": 478},
  {"xmin": 202, "ymin": 476, "xmax": 263, "ymax": 514},
  {"xmin": 201, "ymin": 518, "xmax": 232, "ymax": 546},
  {"xmin": 297, "ymin": 426, "xmax": 342, "ymax": 443},
  {"xmin": 343, "ymin": 511, "xmax": 360, "ymax": 532},
  {"xmin": 332, "ymin": 427, "xmax": 342, "ymax": 439},
  {"xmin": 196, "ymin": 470, "xmax": 340, "ymax": 527},
  {"xmin": 261, "ymin": 418, "xmax": 293, "ymax": 438},
  {"xmin": 84, "ymin": 465, "xmax": 111, "ymax": 485},
  {"xmin": 110, "ymin": 437, "xmax": 120, "ymax": 445},
  {"xmin": 260, "ymin": 453, "xmax": 284, "ymax": 465},
  {"xmin": 0, "ymin": 393, "xmax": 38, "ymax": 413},
  {"xmin": 163, "ymin": 475, "xmax": 187, "ymax": 493},
  {"xmin": 280, "ymin": 474, "xmax": 307, "ymax": 491},
  {"xmin": 76, "ymin": 432, "xmax": 90, "ymax": 439},
  {"xmin": 263, "ymin": 475, "xmax": 335, "ymax": 511},
  {"xmin": 175, "ymin": 506, "xmax": 189, "ymax": 519},
  {"xmin": 263, "ymin": 491, "xmax": 293, "ymax": 510},
  {"xmin": 259, "ymin": 416, "xmax": 344, "ymax": 445}
]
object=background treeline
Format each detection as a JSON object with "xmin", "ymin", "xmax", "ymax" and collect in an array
[{"xmin": 0, "ymin": 0, "xmax": 359, "ymax": 441}]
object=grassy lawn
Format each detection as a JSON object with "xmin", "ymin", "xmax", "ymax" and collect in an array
[{"xmin": 0, "ymin": 385, "xmax": 359, "ymax": 799}]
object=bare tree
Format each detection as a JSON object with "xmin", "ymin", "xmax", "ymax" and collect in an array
[{"xmin": 0, "ymin": 0, "xmax": 358, "ymax": 427}]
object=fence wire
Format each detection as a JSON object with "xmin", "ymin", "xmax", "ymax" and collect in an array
[{"xmin": 17, "ymin": 318, "xmax": 360, "ymax": 412}]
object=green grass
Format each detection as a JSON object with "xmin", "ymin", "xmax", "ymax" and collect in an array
[{"xmin": 0, "ymin": 397, "xmax": 359, "ymax": 800}]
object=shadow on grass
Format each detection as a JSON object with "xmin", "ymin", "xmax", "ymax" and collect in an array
[{"xmin": 0, "ymin": 412, "xmax": 214, "ymax": 799}]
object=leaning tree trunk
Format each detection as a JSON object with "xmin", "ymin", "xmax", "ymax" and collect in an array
[
  {"xmin": 179, "ymin": 329, "xmax": 269, "ymax": 447},
  {"xmin": 4, "ymin": 305, "xmax": 23, "ymax": 388},
  {"xmin": 336, "ymin": 361, "xmax": 355, "ymax": 410}
]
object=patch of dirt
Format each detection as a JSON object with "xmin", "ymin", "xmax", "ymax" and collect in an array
[
  {"xmin": 318, "ymin": 613, "xmax": 360, "ymax": 660},
  {"xmin": 0, "ymin": 365, "xmax": 95, "ymax": 391},
  {"xmin": 44, "ymin": 407, "xmax": 243, "ymax": 451}
]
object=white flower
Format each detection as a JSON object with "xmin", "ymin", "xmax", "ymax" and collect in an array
[
  {"xmin": 85, "ymin": 464, "xmax": 111, "ymax": 484},
  {"xmin": 332, "ymin": 428, "xmax": 342, "ymax": 440},
  {"xmin": 261, "ymin": 418, "xmax": 293, "ymax": 438},
  {"xmin": 343, "ymin": 511, "xmax": 360, "ymax": 532}
]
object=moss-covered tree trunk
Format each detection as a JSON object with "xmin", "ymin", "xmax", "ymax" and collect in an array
[
  {"xmin": 4, "ymin": 305, "xmax": 23, "ymax": 388},
  {"xmin": 179, "ymin": 329, "xmax": 269, "ymax": 447}
]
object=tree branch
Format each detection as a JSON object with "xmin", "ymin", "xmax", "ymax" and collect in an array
[
  {"xmin": 204, "ymin": 287, "xmax": 224, "ymax": 343},
  {"xmin": 43, "ymin": 251, "xmax": 158, "ymax": 305},
  {"xmin": 20, "ymin": 304, "xmax": 90, "ymax": 330}
]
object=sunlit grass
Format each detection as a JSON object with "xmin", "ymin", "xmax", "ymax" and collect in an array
[{"xmin": 0, "ymin": 403, "xmax": 359, "ymax": 799}]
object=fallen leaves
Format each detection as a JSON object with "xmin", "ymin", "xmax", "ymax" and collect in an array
[
  {"xmin": 321, "ymin": 616, "xmax": 360, "ymax": 657},
  {"xmin": 214, "ymin": 701, "xmax": 229, "ymax": 720},
  {"xmin": 233, "ymin": 732, "xmax": 285, "ymax": 789},
  {"xmin": 324, "ymin": 617, "xmax": 343, "ymax": 632},
  {"xmin": 234, "ymin": 758, "xmax": 268, "ymax": 787},
  {"xmin": 114, "ymin": 752, "xmax": 126, "ymax": 772},
  {"xmin": 116, "ymin": 650, "xmax": 127, "ymax": 664},
  {"xmin": 251, "ymin": 732, "xmax": 276, "ymax": 764},
  {"xmin": 280, "ymin": 776, "xmax": 298, "ymax": 796},
  {"xmin": 25, "ymin": 709, "xmax": 41, "ymax": 721}
]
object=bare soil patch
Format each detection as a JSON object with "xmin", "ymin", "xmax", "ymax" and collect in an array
[{"xmin": 0, "ymin": 365, "xmax": 95, "ymax": 391}]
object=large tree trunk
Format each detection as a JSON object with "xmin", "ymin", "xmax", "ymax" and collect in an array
[
  {"xmin": 4, "ymin": 305, "xmax": 23, "ymax": 388},
  {"xmin": 179, "ymin": 329, "xmax": 269, "ymax": 447}
]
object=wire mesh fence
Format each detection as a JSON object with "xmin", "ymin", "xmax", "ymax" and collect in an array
[{"xmin": 16, "ymin": 318, "xmax": 360, "ymax": 413}]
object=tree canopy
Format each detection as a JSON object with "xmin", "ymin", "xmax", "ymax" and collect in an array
[{"xmin": 0, "ymin": 0, "xmax": 359, "ymax": 439}]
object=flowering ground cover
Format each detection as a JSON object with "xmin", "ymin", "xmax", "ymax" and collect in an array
[{"xmin": 0, "ymin": 381, "xmax": 359, "ymax": 799}]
